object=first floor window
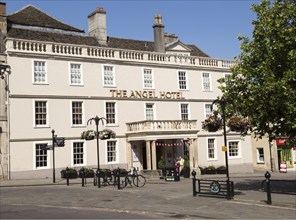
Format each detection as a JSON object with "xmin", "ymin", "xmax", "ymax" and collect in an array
[
  {"xmin": 36, "ymin": 143, "xmax": 48, "ymax": 168},
  {"xmin": 207, "ymin": 138, "xmax": 216, "ymax": 159},
  {"xmin": 205, "ymin": 104, "xmax": 212, "ymax": 118},
  {"xmin": 257, "ymin": 148, "xmax": 264, "ymax": 163},
  {"xmin": 145, "ymin": 103, "xmax": 154, "ymax": 120},
  {"xmin": 72, "ymin": 101, "xmax": 83, "ymax": 125},
  {"xmin": 35, "ymin": 101, "xmax": 47, "ymax": 126},
  {"xmin": 73, "ymin": 142, "xmax": 84, "ymax": 165},
  {"xmin": 107, "ymin": 141, "xmax": 117, "ymax": 162},
  {"xmin": 229, "ymin": 141, "xmax": 240, "ymax": 158},
  {"xmin": 180, "ymin": 103, "xmax": 189, "ymax": 120},
  {"xmin": 106, "ymin": 102, "xmax": 116, "ymax": 124}
]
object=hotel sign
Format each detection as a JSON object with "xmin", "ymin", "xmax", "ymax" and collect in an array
[{"xmin": 110, "ymin": 89, "xmax": 185, "ymax": 100}]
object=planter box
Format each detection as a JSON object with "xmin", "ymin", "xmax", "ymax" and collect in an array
[
  {"xmin": 79, "ymin": 172, "xmax": 94, "ymax": 178},
  {"xmin": 61, "ymin": 171, "xmax": 78, "ymax": 179}
]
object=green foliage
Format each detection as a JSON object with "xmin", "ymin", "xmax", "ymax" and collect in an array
[
  {"xmin": 183, "ymin": 155, "xmax": 189, "ymax": 168},
  {"xmin": 219, "ymin": 0, "xmax": 296, "ymax": 143},
  {"xmin": 158, "ymin": 156, "xmax": 165, "ymax": 169}
]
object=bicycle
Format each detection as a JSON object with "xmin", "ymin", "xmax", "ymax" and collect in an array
[
  {"xmin": 93, "ymin": 168, "xmax": 113, "ymax": 186},
  {"xmin": 122, "ymin": 167, "xmax": 146, "ymax": 188}
]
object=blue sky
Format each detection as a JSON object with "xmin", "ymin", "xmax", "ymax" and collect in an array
[{"xmin": 5, "ymin": 0, "xmax": 261, "ymax": 60}]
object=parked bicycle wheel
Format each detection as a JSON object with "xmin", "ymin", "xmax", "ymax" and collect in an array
[
  {"xmin": 133, "ymin": 175, "xmax": 146, "ymax": 187},
  {"xmin": 114, "ymin": 175, "xmax": 126, "ymax": 188}
]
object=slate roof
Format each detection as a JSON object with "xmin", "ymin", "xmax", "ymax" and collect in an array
[
  {"xmin": 7, "ymin": 5, "xmax": 84, "ymax": 33},
  {"xmin": 5, "ymin": 5, "xmax": 209, "ymax": 57}
]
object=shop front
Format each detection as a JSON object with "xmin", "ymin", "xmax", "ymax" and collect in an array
[{"xmin": 276, "ymin": 138, "xmax": 296, "ymax": 171}]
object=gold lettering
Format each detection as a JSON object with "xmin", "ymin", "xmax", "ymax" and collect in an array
[
  {"xmin": 142, "ymin": 91, "xmax": 148, "ymax": 98},
  {"xmin": 110, "ymin": 90, "xmax": 116, "ymax": 97},
  {"xmin": 135, "ymin": 90, "xmax": 142, "ymax": 98},
  {"xmin": 122, "ymin": 90, "xmax": 127, "ymax": 98},
  {"xmin": 166, "ymin": 92, "xmax": 172, "ymax": 99},
  {"xmin": 159, "ymin": 91, "xmax": 166, "ymax": 99},
  {"xmin": 130, "ymin": 90, "xmax": 135, "ymax": 98}
]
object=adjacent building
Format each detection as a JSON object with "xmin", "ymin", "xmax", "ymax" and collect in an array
[{"xmin": 0, "ymin": 3, "xmax": 256, "ymax": 179}]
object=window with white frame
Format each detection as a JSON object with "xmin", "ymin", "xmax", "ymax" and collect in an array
[
  {"xmin": 107, "ymin": 141, "xmax": 117, "ymax": 162},
  {"xmin": 145, "ymin": 103, "xmax": 154, "ymax": 120},
  {"xmin": 143, "ymin": 68, "xmax": 153, "ymax": 88},
  {"xmin": 106, "ymin": 102, "xmax": 116, "ymax": 124},
  {"xmin": 70, "ymin": 63, "xmax": 82, "ymax": 85},
  {"xmin": 180, "ymin": 103, "xmax": 189, "ymax": 120},
  {"xmin": 205, "ymin": 104, "xmax": 213, "ymax": 118},
  {"xmin": 72, "ymin": 101, "xmax": 83, "ymax": 125},
  {"xmin": 257, "ymin": 148, "xmax": 264, "ymax": 163},
  {"xmin": 202, "ymin": 72, "xmax": 211, "ymax": 91},
  {"xmin": 35, "ymin": 143, "xmax": 48, "ymax": 168},
  {"xmin": 33, "ymin": 61, "xmax": 47, "ymax": 83},
  {"xmin": 73, "ymin": 142, "xmax": 84, "ymax": 165},
  {"xmin": 228, "ymin": 141, "xmax": 240, "ymax": 158},
  {"xmin": 103, "ymin": 65, "xmax": 115, "ymax": 86},
  {"xmin": 207, "ymin": 138, "xmax": 216, "ymax": 160},
  {"xmin": 35, "ymin": 101, "xmax": 47, "ymax": 126},
  {"xmin": 178, "ymin": 71, "xmax": 187, "ymax": 90}
]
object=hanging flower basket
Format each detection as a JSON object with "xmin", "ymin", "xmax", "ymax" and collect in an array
[
  {"xmin": 201, "ymin": 112, "xmax": 223, "ymax": 132},
  {"xmin": 99, "ymin": 129, "xmax": 116, "ymax": 140},
  {"xmin": 226, "ymin": 115, "xmax": 251, "ymax": 134},
  {"xmin": 81, "ymin": 130, "xmax": 95, "ymax": 140}
]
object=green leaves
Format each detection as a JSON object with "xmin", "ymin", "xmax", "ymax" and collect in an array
[{"xmin": 220, "ymin": 0, "xmax": 296, "ymax": 142}]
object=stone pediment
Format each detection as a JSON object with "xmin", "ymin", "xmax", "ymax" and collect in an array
[{"xmin": 165, "ymin": 40, "xmax": 192, "ymax": 55}]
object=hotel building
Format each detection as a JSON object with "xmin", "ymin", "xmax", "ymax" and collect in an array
[{"xmin": 0, "ymin": 3, "xmax": 255, "ymax": 179}]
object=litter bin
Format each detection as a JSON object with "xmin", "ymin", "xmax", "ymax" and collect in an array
[{"xmin": 174, "ymin": 169, "xmax": 180, "ymax": 181}]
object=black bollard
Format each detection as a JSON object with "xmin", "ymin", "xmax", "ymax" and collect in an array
[
  {"xmin": 265, "ymin": 171, "xmax": 272, "ymax": 204},
  {"xmin": 81, "ymin": 167, "xmax": 85, "ymax": 187},
  {"xmin": 192, "ymin": 170, "xmax": 197, "ymax": 197},
  {"xmin": 66, "ymin": 167, "xmax": 69, "ymax": 186},
  {"xmin": 117, "ymin": 167, "xmax": 121, "ymax": 190}
]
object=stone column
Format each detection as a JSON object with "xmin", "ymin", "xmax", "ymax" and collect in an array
[
  {"xmin": 126, "ymin": 141, "xmax": 132, "ymax": 170},
  {"xmin": 146, "ymin": 141, "xmax": 151, "ymax": 170},
  {"xmin": 189, "ymin": 139, "xmax": 198, "ymax": 169},
  {"xmin": 151, "ymin": 140, "xmax": 157, "ymax": 170}
]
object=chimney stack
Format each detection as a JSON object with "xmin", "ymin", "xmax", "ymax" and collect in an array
[
  {"xmin": 0, "ymin": 2, "xmax": 7, "ymax": 35},
  {"xmin": 0, "ymin": 2, "xmax": 6, "ymax": 16},
  {"xmin": 88, "ymin": 7, "xmax": 107, "ymax": 45},
  {"xmin": 153, "ymin": 14, "xmax": 165, "ymax": 53}
]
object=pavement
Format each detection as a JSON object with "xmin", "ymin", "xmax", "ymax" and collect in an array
[{"xmin": 1, "ymin": 171, "xmax": 296, "ymax": 219}]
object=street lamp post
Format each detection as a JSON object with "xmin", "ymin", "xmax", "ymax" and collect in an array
[
  {"xmin": 212, "ymin": 97, "xmax": 231, "ymax": 200},
  {"xmin": 87, "ymin": 116, "xmax": 106, "ymax": 188},
  {"xmin": 52, "ymin": 129, "xmax": 56, "ymax": 183}
]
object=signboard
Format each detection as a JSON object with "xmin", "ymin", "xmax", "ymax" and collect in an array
[
  {"xmin": 222, "ymin": 146, "xmax": 227, "ymax": 152},
  {"xmin": 210, "ymin": 181, "xmax": 221, "ymax": 193},
  {"xmin": 279, "ymin": 161, "xmax": 287, "ymax": 173},
  {"xmin": 276, "ymin": 138, "xmax": 288, "ymax": 146}
]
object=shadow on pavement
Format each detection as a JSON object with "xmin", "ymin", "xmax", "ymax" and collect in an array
[{"xmin": 234, "ymin": 179, "xmax": 296, "ymax": 195}]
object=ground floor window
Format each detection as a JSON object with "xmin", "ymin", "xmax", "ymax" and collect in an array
[
  {"xmin": 228, "ymin": 141, "xmax": 240, "ymax": 158},
  {"xmin": 107, "ymin": 141, "xmax": 117, "ymax": 163},
  {"xmin": 257, "ymin": 148, "xmax": 264, "ymax": 163},
  {"xmin": 73, "ymin": 142, "xmax": 84, "ymax": 165},
  {"xmin": 35, "ymin": 143, "xmax": 48, "ymax": 168},
  {"xmin": 207, "ymin": 138, "xmax": 216, "ymax": 160}
]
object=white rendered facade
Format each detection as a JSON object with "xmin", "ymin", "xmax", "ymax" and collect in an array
[{"xmin": 0, "ymin": 5, "xmax": 254, "ymax": 179}]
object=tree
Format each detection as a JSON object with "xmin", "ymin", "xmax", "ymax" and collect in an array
[{"xmin": 219, "ymin": 0, "xmax": 296, "ymax": 145}]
